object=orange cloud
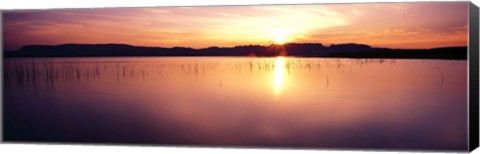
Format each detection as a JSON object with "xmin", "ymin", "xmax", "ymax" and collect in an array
[{"xmin": 3, "ymin": 2, "xmax": 469, "ymax": 50}]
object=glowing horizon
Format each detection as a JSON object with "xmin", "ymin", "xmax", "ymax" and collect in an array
[{"xmin": 2, "ymin": 2, "xmax": 469, "ymax": 50}]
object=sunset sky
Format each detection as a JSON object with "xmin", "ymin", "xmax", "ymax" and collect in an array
[{"xmin": 2, "ymin": 2, "xmax": 469, "ymax": 50}]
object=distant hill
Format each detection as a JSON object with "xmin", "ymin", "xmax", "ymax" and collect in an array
[
  {"xmin": 3, "ymin": 43, "xmax": 467, "ymax": 60},
  {"xmin": 327, "ymin": 46, "xmax": 467, "ymax": 60}
]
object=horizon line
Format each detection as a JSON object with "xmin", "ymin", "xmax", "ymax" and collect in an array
[{"xmin": 4, "ymin": 42, "xmax": 469, "ymax": 52}]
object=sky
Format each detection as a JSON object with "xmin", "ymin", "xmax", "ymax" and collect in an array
[{"xmin": 2, "ymin": 2, "xmax": 469, "ymax": 50}]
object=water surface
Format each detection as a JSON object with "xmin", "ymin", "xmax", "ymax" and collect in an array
[{"xmin": 3, "ymin": 57, "xmax": 468, "ymax": 150}]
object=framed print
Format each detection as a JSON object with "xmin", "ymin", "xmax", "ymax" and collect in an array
[{"xmin": 2, "ymin": 1, "xmax": 479, "ymax": 152}]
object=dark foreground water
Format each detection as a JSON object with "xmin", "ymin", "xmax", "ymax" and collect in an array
[{"xmin": 3, "ymin": 57, "xmax": 468, "ymax": 151}]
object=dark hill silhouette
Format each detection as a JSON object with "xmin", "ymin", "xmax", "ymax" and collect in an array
[
  {"xmin": 327, "ymin": 46, "xmax": 467, "ymax": 59},
  {"xmin": 329, "ymin": 43, "xmax": 388, "ymax": 52},
  {"xmin": 3, "ymin": 43, "xmax": 466, "ymax": 60}
]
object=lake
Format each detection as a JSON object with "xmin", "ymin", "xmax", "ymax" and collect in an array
[{"xmin": 3, "ymin": 57, "xmax": 468, "ymax": 151}]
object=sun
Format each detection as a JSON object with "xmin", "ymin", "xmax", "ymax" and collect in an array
[
  {"xmin": 271, "ymin": 28, "xmax": 291, "ymax": 45},
  {"xmin": 274, "ymin": 32, "xmax": 287, "ymax": 44}
]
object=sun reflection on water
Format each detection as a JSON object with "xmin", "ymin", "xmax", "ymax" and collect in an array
[{"xmin": 273, "ymin": 57, "xmax": 286, "ymax": 95}]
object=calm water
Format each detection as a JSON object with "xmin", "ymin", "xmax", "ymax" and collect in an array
[{"xmin": 3, "ymin": 57, "xmax": 468, "ymax": 150}]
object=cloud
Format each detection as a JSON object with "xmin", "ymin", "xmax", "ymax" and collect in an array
[{"xmin": 2, "ymin": 2, "xmax": 469, "ymax": 50}]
